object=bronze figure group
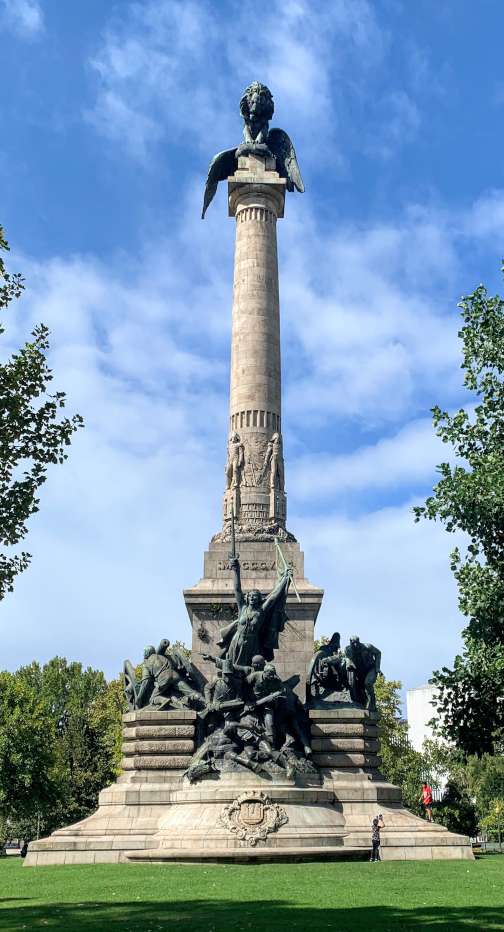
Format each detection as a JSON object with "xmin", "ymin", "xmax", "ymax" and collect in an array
[{"xmin": 308, "ymin": 633, "xmax": 381, "ymax": 711}]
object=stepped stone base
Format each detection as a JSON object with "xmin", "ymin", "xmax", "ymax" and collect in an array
[{"xmin": 25, "ymin": 709, "xmax": 473, "ymax": 865}]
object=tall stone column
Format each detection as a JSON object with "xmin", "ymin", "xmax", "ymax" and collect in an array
[
  {"xmin": 184, "ymin": 150, "xmax": 323, "ymax": 695},
  {"xmin": 224, "ymin": 150, "xmax": 286, "ymax": 531}
]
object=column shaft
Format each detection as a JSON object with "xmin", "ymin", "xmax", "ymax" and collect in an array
[{"xmin": 223, "ymin": 158, "xmax": 287, "ymax": 532}]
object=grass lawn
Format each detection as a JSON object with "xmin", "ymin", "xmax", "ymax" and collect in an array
[{"xmin": 0, "ymin": 855, "xmax": 503, "ymax": 931}]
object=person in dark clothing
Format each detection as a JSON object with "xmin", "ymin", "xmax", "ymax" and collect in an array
[
  {"xmin": 370, "ymin": 814, "xmax": 385, "ymax": 861},
  {"xmin": 20, "ymin": 841, "xmax": 28, "ymax": 858}
]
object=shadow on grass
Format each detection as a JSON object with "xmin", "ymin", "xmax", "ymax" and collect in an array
[{"xmin": 0, "ymin": 899, "xmax": 502, "ymax": 931}]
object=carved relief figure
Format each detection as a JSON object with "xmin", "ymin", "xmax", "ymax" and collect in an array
[
  {"xmin": 225, "ymin": 432, "xmax": 245, "ymax": 490},
  {"xmin": 261, "ymin": 432, "xmax": 284, "ymax": 490}
]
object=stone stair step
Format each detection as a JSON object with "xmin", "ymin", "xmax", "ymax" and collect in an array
[
  {"xmin": 122, "ymin": 755, "xmax": 192, "ymax": 770},
  {"xmin": 122, "ymin": 740, "xmax": 194, "ymax": 755},
  {"xmin": 311, "ymin": 738, "xmax": 379, "ymax": 753}
]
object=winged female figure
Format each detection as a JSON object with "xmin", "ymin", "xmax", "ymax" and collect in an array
[{"xmin": 216, "ymin": 555, "xmax": 292, "ymax": 666}]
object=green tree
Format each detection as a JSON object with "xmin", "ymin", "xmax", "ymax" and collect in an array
[
  {"xmin": 0, "ymin": 671, "xmax": 59, "ymax": 844},
  {"xmin": 18, "ymin": 658, "xmax": 121, "ymax": 833},
  {"xmin": 374, "ymin": 674, "xmax": 432, "ymax": 811},
  {"xmin": 414, "ymin": 266, "xmax": 504, "ymax": 755},
  {"xmin": 0, "ymin": 225, "xmax": 83, "ymax": 599},
  {"xmin": 433, "ymin": 780, "xmax": 478, "ymax": 838},
  {"xmin": 480, "ymin": 798, "xmax": 504, "ymax": 851},
  {"xmin": 313, "ymin": 635, "xmax": 329, "ymax": 653},
  {"xmin": 464, "ymin": 753, "xmax": 504, "ymax": 822}
]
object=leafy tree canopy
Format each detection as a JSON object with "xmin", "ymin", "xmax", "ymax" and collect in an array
[
  {"xmin": 0, "ymin": 670, "xmax": 59, "ymax": 842},
  {"xmin": 0, "ymin": 659, "xmax": 125, "ymax": 839},
  {"xmin": 415, "ymin": 268, "xmax": 504, "ymax": 755},
  {"xmin": 0, "ymin": 225, "xmax": 83, "ymax": 599},
  {"xmin": 375, "ymin": 674, "xmax": 432, "ymax": 811}
]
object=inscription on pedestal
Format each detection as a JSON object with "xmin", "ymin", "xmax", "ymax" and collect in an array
[{"xmin": 217, "ymin": 559, "xmax": 276, "ymax": 572}]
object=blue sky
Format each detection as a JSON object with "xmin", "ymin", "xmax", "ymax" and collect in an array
[{"xmin": 2, "ymin": 0, "xmax": 504, "ymax": 694}]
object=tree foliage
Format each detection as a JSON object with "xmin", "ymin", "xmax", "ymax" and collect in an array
[
  {"xmin": 0, "ymin": 225, "xmax": 83, "ymax": 599},
  {"xmin": 0, "ymin": 671, "xmax": 59, "ymax": 843},
  {"xmin": 0, "ymin": 659, "xmax": 126, "ymax": 840},
  {"xmin": 16, "ymin": 658, "xmax": 124, "ymax": 833},
  {"xmin": 414, "ymin": 267, "xmax": 504, "ymax": 755},
  {"xmin": 433, "ymin": 780, "xmax": 478, "ymax": 838},
  {"xmin": 313, "ymin": 635, "xmax": 329, "ymax": 653},
  {"xmin": 480, "ymin": 798, "xmax": 504, "ymax": 848},
  {"xmin": 375, "ymin": 674, "xmax": 433, "ymax": 811}
]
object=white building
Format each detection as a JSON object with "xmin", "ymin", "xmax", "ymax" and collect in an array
[{"xmin": 406, "ymin": 683, "xmax": 439, "ymax": 752}]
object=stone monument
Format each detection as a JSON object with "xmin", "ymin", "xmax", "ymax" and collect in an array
[
  {"xmin": 26, "ymin": 83, "xmax": 473, "ymax": 865},
  {"xmin": 184, "ymin": 82, "xmax": 323, "ymax": 698}
]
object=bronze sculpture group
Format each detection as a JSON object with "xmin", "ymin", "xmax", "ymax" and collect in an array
[
  {"xmin": 308, "ymin": 632, "xmax": 381, "ymax": 711},
  {"xmin": 124, "ymin": 553, "xmax": 381, "ymax": 782}
]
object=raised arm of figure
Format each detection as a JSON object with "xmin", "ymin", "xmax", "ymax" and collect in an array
[
  {"xmin": 368, "ymin": 646, "xmax": 382, "ymax": 672},
  {"xmin": 262, "ymin": 567, "xmax": 291, "ymax": 614},
  {"xmin": 231, "ymin": 557, "xmax": 245, "ymax": 610}
]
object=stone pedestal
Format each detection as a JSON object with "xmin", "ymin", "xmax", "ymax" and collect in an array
[
  {"xmin": 309, "ymin": 709, "xmax": 473, "ymax": 861},
  {"xmin": 25, "ymin": 709, "xmax": 473, "ymax": 865}
]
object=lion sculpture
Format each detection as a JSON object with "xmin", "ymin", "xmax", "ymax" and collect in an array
[{"xmin": 202, "ymin": 81, "xmax": 304, "ymax": 218}]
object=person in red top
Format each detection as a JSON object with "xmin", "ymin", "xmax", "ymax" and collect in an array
[{"xmin": 420, "ymin": 782, "xmax": 433, "ymax": 821}]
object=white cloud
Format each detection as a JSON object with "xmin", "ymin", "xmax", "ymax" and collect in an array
[
  {"xmin": 279, "ymin": 201, "xmax": 462, "ymax": 426},
  {"xmin": 466, "ymin": 189, "xmax": 504, "ymax": 240},
  {"xmin": 366, "ymin": 90, "xmax": 421, "ymax": 159},
  {"xmin": 85, "ymin": 0, "xmax": 387, "ymax": 163},
  {"xmin": 289, "ymin": 418, "xmax": 444, "ymax": 500},
  {"xmin": 1, "ymin": 0, "xmax": 43, "ymax": 37},
  {"xmin": 295, "ymin": 503, "xmax": 464, "ymax": 692},
  {"xmin": 0, "ymin": 237, "xmax": 228, "ymax": 675}
]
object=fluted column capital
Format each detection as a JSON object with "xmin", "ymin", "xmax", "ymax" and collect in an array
[{"xmin": 228, "ymin": 152, "xmax": 286, "ymax": 219}]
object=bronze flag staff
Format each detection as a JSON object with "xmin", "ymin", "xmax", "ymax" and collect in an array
[{"xmin": 274, "ymin": 537, "xmax": 301, "ymax": 603}]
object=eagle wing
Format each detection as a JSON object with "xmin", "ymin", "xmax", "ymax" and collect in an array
[
  {"xmin": 202, "ymin": 147, "xmax": 237, "ymax": 218},
  {"xmin": 267, "ymin": 128, "xmax": 304, "ymax": 193}
]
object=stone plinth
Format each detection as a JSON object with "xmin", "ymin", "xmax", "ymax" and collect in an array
[
  {"xmin": 126, "ymin": 771, "xmax": 348, "ymax": 862},
  {"xmin": 24, "ymin": 711, "xmax": 197, "ymax": 866},
  {"xmin": 26, "ymin": 708, "xmax": 473, "ymax": 865},
  {"xmin": 308, "ymin": 709, "xmax": 473, "ymax": 861}
]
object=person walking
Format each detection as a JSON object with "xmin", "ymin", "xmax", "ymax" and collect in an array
[
  {"xmin": 420, "ymin": 782, "xmax": 433, "ymax": 822},
  {"xmin": 370, "ymin": 814, "xmax": 385, "ymax": 861}
]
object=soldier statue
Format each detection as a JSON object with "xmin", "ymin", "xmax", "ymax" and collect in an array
[{"xmin": 123, "ymin": 639, "xmax": 203, "ymax": 711}]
